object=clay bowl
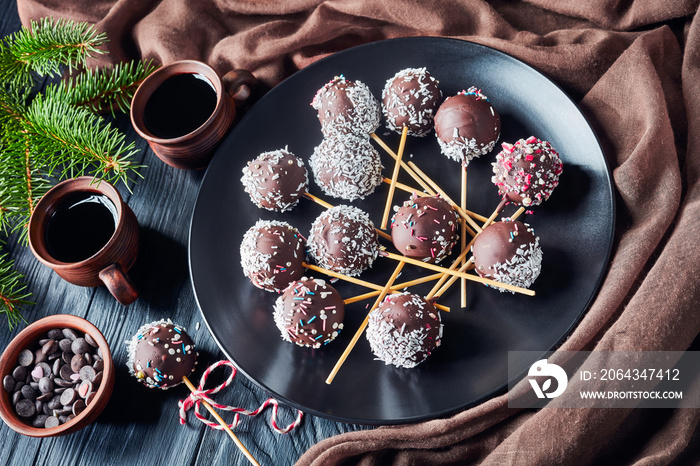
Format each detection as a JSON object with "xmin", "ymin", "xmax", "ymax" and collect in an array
[{"xmin": 0, "ymin": 315, "xmax": 115, "ymax": 437}]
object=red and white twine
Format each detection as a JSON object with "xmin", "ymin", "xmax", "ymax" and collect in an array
[{"xmin": 178, "ymin": 360, "xmax": 303, "ymax": 434}]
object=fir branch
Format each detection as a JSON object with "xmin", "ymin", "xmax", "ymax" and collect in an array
[
  {"xmin": 23, "ymin": 93, "xmax": 142, "ymax": 186},
  {"xmin": 0, "ymin": 17, "xmax": 107, "ymax": 90},
  {"xmin": 46, "ymin": 59, "xmax": 159, "ymax": 116},
  {"xmin": 0, "ymin": 252, "xmax": 32, "ymax": 330}
]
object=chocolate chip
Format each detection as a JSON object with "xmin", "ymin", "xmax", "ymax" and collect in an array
[
  {"xmin": 72, "ymin": 399, "xmax": 86, "ymax": 416},
  {"xmin": 11, "ymin": 365, "xmax": 27, "ymax": 382},
  {"xmin": 58, "ymin": 414, "xmax": 70, "ymax": 424},
  {"xmin": 47, "ymin": 395, "xmax": 62, "ymax": 410},
  {"xmin": 44, "ymin": 416, "xmax": 60, "ymax": 428},
  {"xmin": 38, "ymin": 339, "xmax": 52, "ymax": 346},
  {"xmin": 13, "ymin": 381, "xmax": 24, "ymax": 393},
  {"xmin": 42, "ymin": 340, "xmax": 58, "ymax": 356},
  {"xmin": 71, "ymin": 338, "xmax": 89, "ymax": 355},
  {"xmin": 70, "ymin": 354, "xmax": 86, "ymax": 372},
  {"xmin": 84, "ymin": 353, "xmax": 92, "ymax": 366},
  {"xmin": 79, "ymin": 365, "xmax": 95, "ymax": 382},
  {"xmin": 34, "ymin": 400, "xmax": 43, "ymax": 414},
  {"xmin": 47, "ymin": 352, "xmax": 61, "ymax": 361},
  {"xmin": 17, "ymin": 349, "xmax": 33, "ymax": 367},
  {"xmin": 36, "ymin": 392, "xmax": 52, "ymax": 402},
  {"xmin": 78, "ymin": 380, "xmax": 92, "ymax": 399},
  {"xmin": 85, "ymin": 392, "xmax": 96, "ymax": 406},
  {"xmin": 47, "ymin": 329, "xmax": 64, "ymax": 340},
  {"xmin": 38, "ymin": 377, "xmax": 53, "ymax": 394},
  {"xmin": 21, "ymin": 384, "xmax": 37, "ymax": 401},
  {"xmin": 59, "ymin": 364, "xmax": 73, "ymax": 381},
  {"xmin": 15, "ymin": 399, "xmax": 36, "ymax": 418},
  {"xmin": 32, "ymin": 362, "xmax": 51, "ymax": 381},
  {"xmin": 92, "ymin": 359, "xmax": 104, "ymax": 372},
  {"xmin": 62, "ymin": 351, "xmax": 73, "ymax": 364},
  {"xmin": 84, "ymin": 333, "xmax": 98, "ymax": 347},
  {"xmin": 62, "ymin": 329, "xmax": 78, "ymax": 341},
  {"xmin": 58, "ymin": 338, "xmax": 73, "ymax": 353},
  {"xmin": 59, "ymin": 388, "xmax": 76, "ymax": 406},
  {"xmin": 32, "ymin": 414, "xmax": 48, "ymax": 428},
  {"xmin": 3, "ymin": 375, "xmax": 15, "ymax": 393},
  {"xmin": 33, "ymin": 348, "xmax": 47, "ymax": 364},
  {"xmin": 92, "ymin": 371, "xmax": 103, "ymax": 387},
  {"xmin": 54, "ymin": 377, "xmax": 73, "ymax": 388},
  {"xmin": 52, "ymin": 358, "xmax": 62, "ymax": 377}
]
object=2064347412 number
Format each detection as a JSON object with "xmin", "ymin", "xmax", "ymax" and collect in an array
[{"xmin": 598, "ymin": 368, "xmax": 680, "ymax": 381}]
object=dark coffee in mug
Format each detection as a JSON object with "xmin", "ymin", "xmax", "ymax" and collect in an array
[
  {"xmin": 143, "ymin": 73, "xmax": 217, "ymax": 139},
  {"xmin": 44, "ymin": 191, "xmax": 118, "ymax": 263}
]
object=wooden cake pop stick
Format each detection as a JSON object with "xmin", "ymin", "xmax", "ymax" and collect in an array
[
  {"xmin": 304, "ymin": 262, "xmax": 448, "ymax": 311},
  {"xmin": 182, "ymin": 376, "xmax": 260, "ymax": 466},
  {"xmin": 381, "ymin": 126, "xmax": 409, "ymax": 229},
  {"xmin": 429, "ymin": 205, "xmax": 529, "ymax": 299},
  {"xmin": 406, "ymin": 160, "xmax": 483, "ymax": 234},
  {"xmin": 382, "ymin": 178, "xmax": 430, "ymax": 197},
  {"xmin": 326, "ymin": 262, "xmax": 405, "ymax": 384},
  {"xmin": 460, "ymin": 168, "xmax": 468, "ymax": 308},
  {"xmin": 370, "ymin": 133, "xmax": 436, "ymax": 196},
  {"xmin": 344, "ymin": 272, "xmax": 449, "ymax": 311},
  {"xmin": 383, "ymin": 251, "xmax": 535, "ymax": 296},
  {"xmin": 304, "ymin": 192, "xmax": 393, "ymax": 242}
]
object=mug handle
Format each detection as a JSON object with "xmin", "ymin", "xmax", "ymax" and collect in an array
[
  {"xmin": 222, "ymin": 69, "xmax": 258, "ymax": 105},
  {"xmin": 98, "ymin": 264, "xmax": 139, "ymax": 305}
]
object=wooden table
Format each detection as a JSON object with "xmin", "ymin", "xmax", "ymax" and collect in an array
[{"xmin": 0, "ymin": 2, "xmax": 368, "ymax": 464}]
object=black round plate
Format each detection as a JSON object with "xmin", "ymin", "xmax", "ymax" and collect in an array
[{"xmin": 189, "ymin": 37, "xmax": 614, "ymax": 425}]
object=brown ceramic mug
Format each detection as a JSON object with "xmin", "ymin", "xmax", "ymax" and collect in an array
[
  {"xmin": 28, "ymin": 177, "xmax": 139, "ymax": 305},
  {"xmin": 130, "ymin": 60, "xmax": 257, "ymax": 169}
]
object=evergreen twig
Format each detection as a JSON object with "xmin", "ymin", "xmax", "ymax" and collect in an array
[{"xmin": 0, "ymin": 252, "xmax": 32, "ymax": 330}]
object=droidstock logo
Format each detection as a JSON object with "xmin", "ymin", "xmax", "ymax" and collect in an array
[{"xmin": 528, "ymin": 359, "xmax": 568, "ymax": 399}]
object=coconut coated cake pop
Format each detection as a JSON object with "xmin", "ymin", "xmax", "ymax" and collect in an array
[
  {"xmin": 240, "ymin": 220, "xmax": 306, "ymax": 292},
  {"xmin": 309, "ymin": 133, "xmax": 383, "ymax": 201},
  {"xmin": 307, "ymin": 205, "xmax": 379, "ymax": 277},
  {"xmin": 382, "ymin": 67, "xmax": 442, "ymax": 137},
  {"xmin": 366, "ymin": 292, "xmax": 442, "ymax": 369},
  {"xmin": 434, "ymin": 87, "xmax": 501, "ymax": 166},
  {"xmin": 390, "ymin": 194, "xmax": 459, "ymax": 264},
  {"xmin": 471, "ymin": 219, "xmax": 542, "ymax": 291},
  {"xmin": 311, "ymin": 76, "xmax": 381, "ymax": 137},
  {"xmin": 241, "ymin": 148, "xmax": 308, "ymax": 212},
  {"xmin": 492, "ymin": 136, "xmax": 563, "ymax": 207},
  {"xmin": 126, "ymin": 319, "xmax": 197, "ymax": 389},
  {"xmin": 273, "ymin": 277, "xmax": 345, "ymax": 349}
]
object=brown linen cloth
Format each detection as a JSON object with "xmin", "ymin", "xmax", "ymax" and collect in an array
[{"xmin": 17, "ymin": 0, "xmax": 700, "ymax": 463}]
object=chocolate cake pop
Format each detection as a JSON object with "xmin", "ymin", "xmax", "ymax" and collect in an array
[
  {"xmin": 126, "ymin": 319, "xmax": 197, "ymax": 389},
  {"xmin": 382, "ymin": 67, "xmax": 442, "ymax": 137},
  {"xmin": 471, "ymin": 219, "xmax": 542, "ymax": 291},
  {"xmin": 434, "ymin": 87, "xmax": 501, "ymax": 166},
  {"xmin": 311, "ymin": 75, "xmax": 381, "ymax": 137},
  {"xmin": 365, "ymin": 292, "xmax": 442, "ymax": 369},
  {"xmin": 309, "ymin": 133, "xmax": 383, "ymax": 201},
  {"xmin": 240, "ymin": 220, "xmax": 306, "ymax": 292},
  {"xmin": 273, "ymin": 277, "xmax": 345, "ymax": 349},
  {"xmin": 241, "ymin": 148, "xmax": 308, "ymax": 212},
  {"xmin": 307, "ymin": 205, "xmax": 379, "ymax": 277},
  {"xmin": 390, "ymin": 194, "xmax": 459, "ymax": 264},
  {"xmin": 492, "ymin": 136, "xmax": 563, "ymax": 207}
]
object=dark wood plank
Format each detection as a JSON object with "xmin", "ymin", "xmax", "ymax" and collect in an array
[{"xmin": 0, "ymin": 2, "xmax": 369, "ymax": 465}]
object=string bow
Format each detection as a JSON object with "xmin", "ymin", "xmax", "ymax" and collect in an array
[{"xmin": 178, "ymin": 360, "xmax": 303, "ymax": 434}]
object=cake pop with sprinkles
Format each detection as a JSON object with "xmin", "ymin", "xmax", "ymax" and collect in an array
[
  {"xmin": 390, "ymin": 194, "xmax": 459, "ymax": 264},
  {"xmin": 382, "ymin": 67, "xmax": 442, "ymax": 137},
  {"xmin": 273, "ymin": 277, "xmax": 345, "ymax": 349},
  {"xmin": 307, "ymin": 205, "xmax": 379, "ymax": 277},
  {"xmin": 240, "ymin": 148, "xmax": 308, "ymax": 212},
  {"xmin": 311, "ymin": 75, "xmax": 381, "ymax": 137},
  {"xmin": 240, "ymin": 220, "xmax": 306, "ymax": 292},
  {"xmin": 471, "ymin": 219, "xmax": 542, "ymax": 292},
  {"xmin": 366, "ymin": 292, "xmax": 442, "ymax": 369},
  {"xmin": 492, "ymin": 136, "xmax": 563, "ymax": 207},
  {"xmin": 434, "ymin": 87, "xmax": 501, "ymax": 166},
  {"xmin": 126, "ymin": 319, "xmax": 197, "ymax": 389},
  {"xmin": 309, "ymin": 133, "xmax": 383, "ymax": 201}
]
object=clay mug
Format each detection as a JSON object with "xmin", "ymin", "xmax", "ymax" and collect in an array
[
  {"xmin": 130, "ymin": 60, "xmax": 257, "ymax": 169},
  {"xmin": 28, "ymin": 177, "xmax": 139, "ymax": 305}
]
